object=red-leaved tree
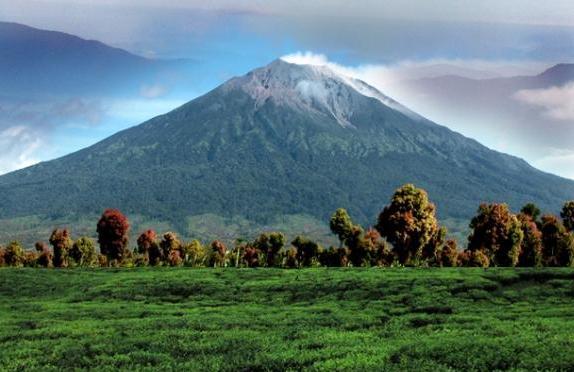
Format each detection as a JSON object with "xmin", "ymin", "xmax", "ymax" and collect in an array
[{"xmin": 97, "ymin": 209, "xmax": 130, "ymax": 264}]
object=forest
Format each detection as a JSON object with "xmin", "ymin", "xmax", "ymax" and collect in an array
[{"xmin": 1, "ymin": 184, "xmax": 573, "ymax": 269}]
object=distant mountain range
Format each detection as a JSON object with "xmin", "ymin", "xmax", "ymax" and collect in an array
[
  {"xmin": 1, "ymin": 59, "xmax": 573, "ymax": 245},
  {"xmin": 395, "ymin": 63, "xmax": 574, "ymax": 178},
  {"xmin": 0, "ymin": 21, "xmax": 194, "ymax": 97}
]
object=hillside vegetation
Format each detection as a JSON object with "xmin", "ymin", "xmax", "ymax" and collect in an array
[{"xmin": 0, "ymin": 268, "xmax": 573, "ymax": 370}]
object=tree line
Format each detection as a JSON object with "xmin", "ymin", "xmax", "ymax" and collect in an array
[{"xmin": 1, "ymin": 184, "xmax": 573, "ymax": 268}]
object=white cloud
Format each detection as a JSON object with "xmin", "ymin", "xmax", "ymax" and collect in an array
[
  {"xmin": 514, "ymin": 83, "xmax": 574, "ymax": 121},
  {"xmin": 0, "ymin": 126, "xmax": 42, "ymax": 174}
]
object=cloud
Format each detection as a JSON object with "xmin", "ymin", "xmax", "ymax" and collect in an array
[
  {"xmin": 140, "ymin": 84, "xmax": 168, "ymax": 98},
  {"xmin": 0, "ymin": 97, "xmax": 105, "ymax": 174},
  {"xmin": 0, "ymin": 126, "xmax": 42, "ymax": 173},
  {"xmin": 514, "ymin": 83, "xmax": 574, "ymax": 121},
  {"xmin": 533, "ymin": 148, "xmax": 574, "ymax": 179},
  {"xmin": 281, "ymin": 51, "xmax": 574, "ymax": 180}
]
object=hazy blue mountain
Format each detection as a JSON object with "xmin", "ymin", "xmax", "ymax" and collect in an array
[
  {"xmin": 1, "ymin": 59, "xmax": 573, "ymax": 244},
  {"xmin": 0, "ymin": 21, "xmax": 193, "ymax": 97}
]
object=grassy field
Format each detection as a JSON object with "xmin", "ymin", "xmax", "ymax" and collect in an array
[{"xmin": 0, "ymin": 268, "xmax": 573, "ymax": 371}]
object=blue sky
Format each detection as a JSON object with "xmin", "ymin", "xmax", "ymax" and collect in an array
[{"xmin": 0, "ymin": 0, "xmax": 574, "ymax": 177}]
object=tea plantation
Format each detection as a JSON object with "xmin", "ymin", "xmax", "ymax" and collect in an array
[{"xmin": 1, "ymin": 268, "xmax": 573, "ymax": 370}]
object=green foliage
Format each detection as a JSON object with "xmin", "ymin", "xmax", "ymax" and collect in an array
[
  {"xmin": 291, "ymin": 236, "xmax": 321, "ymax": 267},
  {"xmin": 1, "ymin": 268, "xmax": 574, "ymax": 370},
  {"xmin": 560, "ymin": 201, "xmax": 574, "ymax": 231},
  {"xmin": 4, "ymin": 241, "xmax": 25, "ymax": 267},
  {"xmin": 468, "ymin": 204, "xmax": 523, "ymax": 267},
  {"xmin": 521, "ymin": 203, "xmax": 541, "ymax": 222},
  {"xmin": 329, "ymin": 208, "xmax": 354, "ymax": 247},
  {"xmin": 69, "ymin": 237, "xmax": 97, "ymax": 267},
  {"xmin": 517, "ymin": 214, "xmax": 543, "ymax": 267},
  {"xmin": 376, "ymin": 184, "xmax": 441, "ymax": 265}
]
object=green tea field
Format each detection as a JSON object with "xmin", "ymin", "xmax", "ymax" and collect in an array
[{"xmin": 1, "ymin": 268, "xmax": 573, "ymax": 371}]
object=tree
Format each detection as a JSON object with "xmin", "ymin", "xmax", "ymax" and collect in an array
[
  {"xmin": 49, "ymin": 228, "xmax": 72, "ymax": 268},
  {"xmin": 210, "ymin": 240, "xmax": 227, "ymax": 267},
  {"xmin": 291, "ymin": 236, "xmax": 320, "ymax": 267},
  {"xmin": 560, "ymin": 201, "xmax": 574, "ymax": 231},
  {"xmin": 467, "ymin": 203, "xmax": 523, "ymax": 267},
  {"xmin": 375, "ymin": 184, "xmax": 440, "ymax": 265},
  {"xmin": 160, "ymin": 232, "xmax": 181, "ymax": 261},
  {"xmin": 521, "ymin": 203, "xmax": 541, "ymax": 222},
  {"xmin": 137, "ymin": 229, "xmax": 159, "ymax": 264},
  {"xmin": 330, "ymin": 209, "xmax": 354, "ymax": 248},
  {"xmin": 439, "ymin": 239, "xmax": 459, "ymax": 267},
  {"xmin": 183, "ymin": 240, "xmax": 206, "ymax": 267},
  {"xmin": 4, "ymin": 241, "xmax": 25, "ymax": 267},
  {"xmin": 242, "ymin": 245, "xmax": 260, "ymax": 267},
  {"xmin": 253, "ymin": 232, "xmax": 286, "ymax": 267},
  {"xmin": 517, "ymin": 214, "xmax": 543, "ymax": 267},
  {"xmin": 97, "ymin": 209, "xmax": 130, "ymax": 264},
  {"xmin": 69, "ymin": 237, "xmax": 97, "ymax": 267},
  {"xmin": 541, "ymin": 215, "xmax": 566, "ymax": 266},
  {"xmin": 35, "ymin": 241, "xmax": 53, "ymax": 268}
]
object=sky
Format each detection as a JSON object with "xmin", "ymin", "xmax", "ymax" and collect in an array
[{"xmin": 0, "ymin": 0, "xmax": 573, "ymax": 178}]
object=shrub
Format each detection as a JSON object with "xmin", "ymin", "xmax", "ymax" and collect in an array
[{"xmin": 4, "ymin": 241, "xmax": 25, "ymax": 267}]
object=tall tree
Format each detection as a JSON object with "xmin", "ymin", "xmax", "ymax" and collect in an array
[
  {"xmin": 210, "ymin": 240, "xmax": 227, "ymax": 267},
  {"xmin": 136, "ymin": 229, "xmax": 158, "ymax": 264},
  {"xmin": 467, "ymin": 203, "xmax": 523, "ymax": 267},
  {"xmin": 560, "ymin": 201, "xmax": 574, "ymax": 232},
  {"xmin": 96, "ymin": 209, "xmax": 130, "ymax": 264},
  {"xmin": 375, "ymin": 184, "xmax": 440, "ymax": 265},
  {"xmin": 49, "ymin": 228, "xmax": 72, "ymax": 268},
  {"xmin": 517, "ymin": 214, "xmax": 543, "ymax": 267},
  {"xmin": 35, "ymin": 241, "xmax": 53, "ymax": 268},
  {"xmin": 541, "ymin": 215, "xmax": 574, "ymax": 267},
  {"xmin": 291, "ymin": 236, "xmax": 321, "ymax": 267},
  {"xmin": 330, "ymin": 209, "xmax": 354, "ymax": 248}
]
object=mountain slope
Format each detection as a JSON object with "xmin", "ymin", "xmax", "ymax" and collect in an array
[{"xmin": 1, "ymin": 59, "xmax": 573, "ymax": 244}]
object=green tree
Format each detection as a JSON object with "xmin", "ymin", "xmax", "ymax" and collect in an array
[
  {"xmin": 291, "ymin": 236, "xmax": 321, "ymax": 267},
  {"xmin": 183, "ymin": 240, "xmax": 206, "ymax": 267},
  {"xmin": 521, "ymin": 203, "xmax": 541, "ymax": 222},
  {"xmin": 467, "ymin": 203, "xmax": 523, "ymax": 267},
  {"xmin": 375, "ymin": 184, "xmax": 440, "ymax": 265},
  {"xmin": 69, "ymin": 237, "xmax": 97, "ymax": 267},
  {"xmin": 540, "ymin": 215, "xmax": 570, "ymax": 266},
  {"xmin": 560, "ymin": 201, "xmax": 574, "ymax": 231},
  {"xmin": 49, "ymin": 229, "xmax": 72, "ymax": 268},
  {"xmin": 253, "ymin": 232, "xmax": 285, "ymax": 267},
  {"xmin": 5, "ymin": 241, "xmax": 25, "ymax": 267},
  {"xmin": 517, "ymin": 214, "xmax": 543, "ymax": 267},
  {"xmin": 330, "ymin": 208, "xmax": 354, "ymax": 248}
]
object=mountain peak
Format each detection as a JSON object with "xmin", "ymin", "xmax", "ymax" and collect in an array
[{"xmin": 223, "ymin": 58, "xmax": 418, "ymax": 127}]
